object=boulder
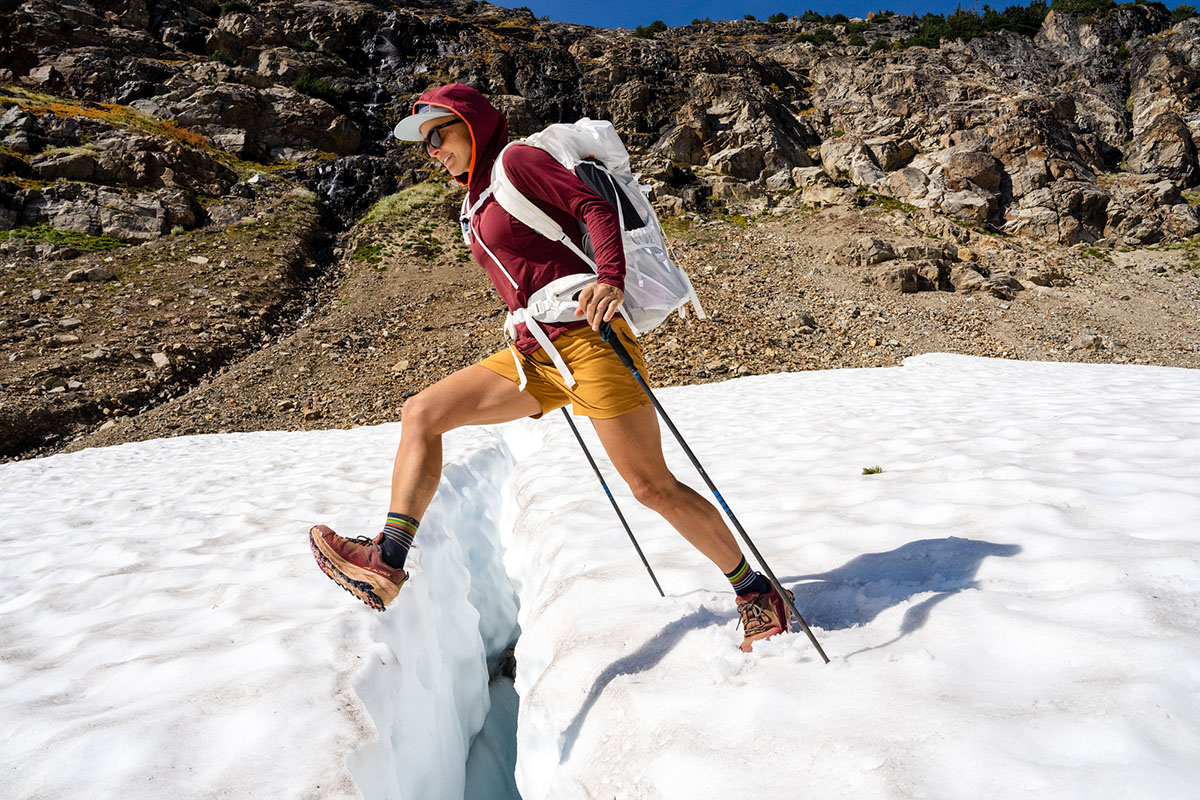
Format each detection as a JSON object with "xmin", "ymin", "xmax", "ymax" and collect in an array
[
  {"xmin": 652, "ymin": 124, "xmax": 707, "ymax": 164},
  {"xmin": 944, "ymin": 149, "xmax": 1003, "ymax": 193},
  {"xmin": 801, "ymin": 184, "xmax": 857, "ymax": 207},
  {"xmin": 941, "ymin": 187, "xmax": 994, "ymax": 225},
  {"xmin": 871, "ymin": 263, "xmax": 921, "ymax": 293},
  {"xmin": 950, "ymin": 264, "xmax": 1023, "ymax": 299},
  {"xmin": 864, "ymin": 137, "xmax": 917, "ymax": 172},
  {"xmin": 30, "ymin": 151, "xmax": 100, "ymax": 181},
  {"xmin": 1126, "ymin": 113, "xmax": 1198, "ymax": 186},
  {"xmin": 820, "ymin": 137, "xmax": 885, "ymax": 188},
  {"xmin": 887, "ymin": 167, "xmax": 930, "ymax": 201},
  {"xmin": 709, "ymin": 145, "xmax": 766, "ymax": 180}
]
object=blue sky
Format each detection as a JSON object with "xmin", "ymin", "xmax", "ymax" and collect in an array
[{"xmin": 493, "ymin": 0, "xmax": 1031, "ymax": 28}]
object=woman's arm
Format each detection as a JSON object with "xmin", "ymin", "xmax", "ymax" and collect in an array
[{"xmin": 502, "ymin": 144, "xmax": 626, "ymax": 292}]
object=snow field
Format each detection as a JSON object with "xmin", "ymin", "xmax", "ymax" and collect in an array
[
  {"xmin": 2, "ymin": 353, "xmax": 1199, "ymax": 799},
  {"xmin": 499, "ymin": 354, "xmax": 1200, "ymax": 799},
  {"xmin": 0, "ymin": 423, "xmax": 519, "ymax": 800}
]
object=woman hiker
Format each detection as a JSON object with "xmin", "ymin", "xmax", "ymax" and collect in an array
[{"xmin": 308, "ymin": 82, "xmax": 790, "ymax": 652}]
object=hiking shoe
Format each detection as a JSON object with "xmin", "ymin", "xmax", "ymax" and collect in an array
[
  {"xmin": 736, "ymin": 584, "xmax": 794, "ymax": 652},
  {"xmin": 309, "ymin": 524, "xmax": 408, "ymax": 611}
]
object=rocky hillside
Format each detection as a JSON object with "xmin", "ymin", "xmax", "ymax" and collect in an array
[{"xmin": 2, "ymin": 0, "xmax": 1199, "ymax": 461}]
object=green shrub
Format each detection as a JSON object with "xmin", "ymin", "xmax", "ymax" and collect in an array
[
  {"xmin": 795, "ymin": 27, "xmax": 837, "ymax": 44},
  {"xmin": 744, "ymin": 14, "xmax": 757, "ymax": 21},
  {"xmin": 899, "ymin": 2, "xmax": 1051, "ymax": 49},
  {"xmin": 299, "ymin": 39, "xmax": 320, "ymax": 52},
  {"xmin": 209, "ymin": 50, "xmax": 236, "ymax": 66},
  {"xmin": 768, "ymin": 12, "xmax": 789, "ymax": 23},
  {"xmin": 800, "ymin": 10, "xmax": 826, "ymax": 22},
  {"xmin": 292, "ymin": 75, "xmax": 339, "ymax": 102},
  {"xmin": 632, "ymin": 19, "xmax": 668, "ymax": 38},
  {"xmin": 1172, "ymin": 3, "xmax": 1198, "ymax": 23},
  {"xmin": 1049, "ymin": 0, "xmax": 1116, "ymax": 18},
  {"xmin": 869, "ymin": 38, "xmax": 888, "ymax": 52},
  {"xmin": 219, "ymin": 1, "xmax": 253, "ymax": 16},
  {"xmin": 849, "ymin": 33, "xmax": 868, "ymax": 45}
]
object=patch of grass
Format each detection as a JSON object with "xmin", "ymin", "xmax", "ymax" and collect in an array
[
  {"xmin": 660, "ymin": 216, "xmax": 694, "ymax": 238},
  {"xmin": 209, "ymin": 50, "xmax": 236, "ymax": 66},
  {"xmin": 362, "ymin": 182, "xmax": 448, "ymax": 225},
  {"xmin": 351, "ymin": 243, "xmax": 385, "ymax": 265},
  {"xmin": 1078, "ymin": 246, "xmax": 1110, "ymax": 260},
  {"xmin": 717, "ymin": 210, "xmax": 750, "ymax": 228},
  {"xmin": 1182, "ymin": 190, "xmax": 1200, "ymax": 206},
  {"xmin": 863, "ymin": 192, "xmax": 919, "ymax": 214},
  {"xmin": 2, "ymin": 85, "xmax": 212, "ymax": 153},
  {"xmin": 794, "ymin": 28, "xmax": 837, "ymax": 44},
  {"xmin": 862, "ymin": 465, "xmax": 884, "ymax": 475},
  {"xmin": 0, "ymin": 224, "xmax": 128, "ymax": 252}
]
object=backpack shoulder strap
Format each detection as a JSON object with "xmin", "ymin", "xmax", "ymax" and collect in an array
[{"xmin": 491, "ymin": 142, "xmax": 599, "ymax": 272}]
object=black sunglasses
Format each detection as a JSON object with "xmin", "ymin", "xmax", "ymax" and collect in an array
[{"xmin": 422, "ymin": 119, "xmax": 463, "ymax": 154}]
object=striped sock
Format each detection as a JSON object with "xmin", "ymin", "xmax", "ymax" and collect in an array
[
  {"xmin": 378, "ymin": 512, "xmax": 418, "ymax": 569},
  {"xmin": 725, "ymin": 556, "xmax": 771, "ymax": 596}
]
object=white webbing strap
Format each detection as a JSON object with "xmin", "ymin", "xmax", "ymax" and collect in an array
[
  {"xmin": 506, "ymin": 308, "xmax": 576, "ymax": 388},
  {"xmin": 470, "ymin": 218, "xmax": 519, "ymax": 290},
  {"xmin": 467, "ymin": 192, "xmax": 577, "ymax": 389},
  {"xmin": 507, "ymin": 344, "xmax": 528, "ymax": 391}
]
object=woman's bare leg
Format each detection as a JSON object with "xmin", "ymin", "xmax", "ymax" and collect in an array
[
  {"xmin": 590, "ymin": 405, "xmax": 742, "ymax": 573},
  {"xmin": 390, "ymin": 364, "xmax": 541, "ymax": 519}
]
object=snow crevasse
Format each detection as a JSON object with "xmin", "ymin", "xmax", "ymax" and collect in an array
[{"xmin": 346, "ymin": 430, "xmax": 522, "ymax": 800}]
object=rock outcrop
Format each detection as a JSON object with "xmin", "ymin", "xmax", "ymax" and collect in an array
[{"xmin": 4, "ymin": 0, "xmax": 1200, "ymax": 246}]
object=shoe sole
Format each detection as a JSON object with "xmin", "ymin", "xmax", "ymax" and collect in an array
[{"xmin": 309, "ymin": 527, "xmax": 405, "ymax": 611}]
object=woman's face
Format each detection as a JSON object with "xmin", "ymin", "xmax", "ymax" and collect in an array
[{"xmin": 420, "ymin": 115, "xmax": 472, "ymax": 177}]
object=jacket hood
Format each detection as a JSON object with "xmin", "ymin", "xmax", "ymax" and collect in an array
[{"xmin": 411, "ymin": 83, "xmax": 508, "ymax": 202}]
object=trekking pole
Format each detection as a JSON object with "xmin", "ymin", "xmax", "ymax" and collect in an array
[
  {"xmin": 599, "ymin": 322, "xmax": 830, "ymax": 664},
  {"xmin": 560, "ymin": 408, "xmax": 665, "ymax": 597}
]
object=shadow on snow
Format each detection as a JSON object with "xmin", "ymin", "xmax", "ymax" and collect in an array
[
  {"xmin": 559, "ymin": 536, "xmax": 1020, "ymax": 760},
  {"xmin": 780, "ymin": 536, "xmax": 1022, "ymax": 634}
]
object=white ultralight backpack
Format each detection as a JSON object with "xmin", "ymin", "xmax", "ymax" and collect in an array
[{"xmin": 460, "ymin": 118, "xmax": 705, "ymax": 389}]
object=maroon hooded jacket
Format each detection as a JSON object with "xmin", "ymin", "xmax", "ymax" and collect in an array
[{"xmin": 410, "ymin": 83, "xmax": 626, "ymax": 354}]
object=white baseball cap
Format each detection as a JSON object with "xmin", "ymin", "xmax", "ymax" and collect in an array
[{"xmin": 393, "ymin": 103, "xmax": 459, "ymax": 141}]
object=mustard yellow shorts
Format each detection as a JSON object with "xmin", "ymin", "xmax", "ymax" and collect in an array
[{"xmin": 479, "ymin": 318, "xmax": 651, "ymax": 419}]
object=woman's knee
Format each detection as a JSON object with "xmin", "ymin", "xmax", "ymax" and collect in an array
[
  {"xmin": 627, "ymin": 475, "xmax": 681, "ymax": 511},
  {"xmin": 400, "ymin": 390, "xmax": 444, "ymax": 435}
]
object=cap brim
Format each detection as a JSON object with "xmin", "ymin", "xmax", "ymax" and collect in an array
[{"xmin": 393, "ymin": 110, "xmax": 457, "ymax": 141}]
